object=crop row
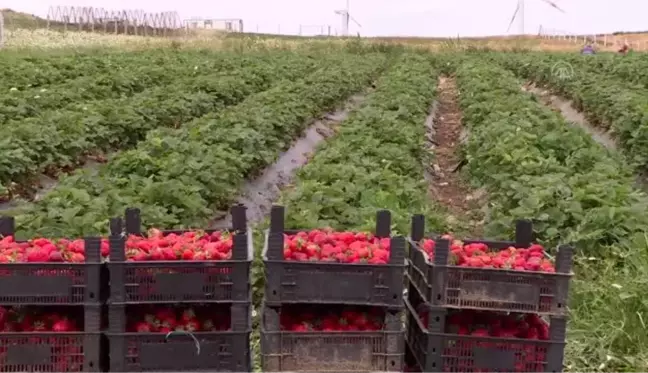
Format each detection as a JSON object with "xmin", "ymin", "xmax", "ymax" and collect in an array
[
  {"xmin": 452, "ymin": 59, "xmax": 648, "ymax": 254},
  {"xmin": 499, "ymin": 53, "xmax": 648, "ymax": 172},
  {"xmin": 560, "ymin": 53, "xmax": 648, "ymax": 89},
  {"xmin": 0, "ymin": 49, "xmax": 198, "ymax": 91},
  {"xmin": 0, "ymin": 52, "xmax": 319, "ymax": 200},
  {"xmin": 279, "ymin": 53, "xmax": 442, "ymax": 234},
  {"xmin": 0, "ymin": 50, "xmax": 235, "ymax": 123},
  {"xmin": 10, "ymin": 53, "xmax": 386, "ymax": 238}
]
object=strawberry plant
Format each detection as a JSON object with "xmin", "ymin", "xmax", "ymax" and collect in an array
[
  {"xmin": 11, "ymin": 53, "xmax": 385, "ymax": 238},
  {"xmin": 501, "ymin": 52, "xmax": 648, "ymax": 174},
  {"xmin": 451, "ymin": 57, "xmax": 648, "ymax": 371},
  {"xmin": 278, "ymin": 53, "xmax": 445, "ymax": 235},
  {"xmin": 453, "ymin": 60, "xmax": 648, "ymax": 252},
  {"xmin": 0, "ymin": 51, "xmax": 228, "ymax": 123},
  {"xmin": 0, "ymin": 48, "xmax": 165, "ymax": 91},
  {"xmin": 0, "ymin": 52, "xmax": 318, "ymax": 200}
]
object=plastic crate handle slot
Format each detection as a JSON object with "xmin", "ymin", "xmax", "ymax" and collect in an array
[{"xmin": 165, "ymin": 330, "xmax": 201, "ymax": 355}]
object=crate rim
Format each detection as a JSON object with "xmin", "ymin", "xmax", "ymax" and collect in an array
[
  {"xmin": 260, "ymin": 328, "xmax": 404, "ymax": 335},
  {"xmin": 408, "ymin": 239, "xmax": 573, "ymax": 277},
  {"xmin": 0, "ymin": 331, "xmax": 101, "ymax": 336},
  {"xmin": 0, "ymin": 261, "xmax": 103, "ymax": 266},
  {"xmin": 104, "ymin": 330, "xmax": 252, "ymax": 336}
]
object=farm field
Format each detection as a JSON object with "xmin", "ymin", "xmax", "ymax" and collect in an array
[{"xmin": 0, "ymin": 44, "xmax": 648, "ymax": 372}]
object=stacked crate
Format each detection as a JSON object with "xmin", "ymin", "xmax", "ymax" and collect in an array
[
  {"xmin": 406, "ymin": 215, "xmax": 574, "ymax": 372},
  {"xmin": 0, "ymin": 217, "xmax": 103, "ymax": 372},
  {"xmin": 105, "ymin": 206, "xmax": 252, "ymax": 372},
  {"xmin": 260, "ymin": 205, "xmax": 406, "ymax": 372}
]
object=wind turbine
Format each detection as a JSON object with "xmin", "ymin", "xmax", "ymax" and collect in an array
[
  {"xmin": 334, "ymin": 0, "xmax": 361, "ymax": 36},
  {"xmin": 506, "ymin": 0, "xmax": 565, "ymax": 35}
]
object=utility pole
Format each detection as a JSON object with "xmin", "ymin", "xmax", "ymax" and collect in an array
[{"xmin": 519, "ymin": 0, "xmax": 525, "ymax": 34}]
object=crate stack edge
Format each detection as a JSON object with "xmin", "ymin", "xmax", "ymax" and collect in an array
[
  {"xmin": 0, "ymin": 216, "xmax": 103, "ymax": 372},
  {"xmin": 405, "ymin": 214, "xmax": 574, "ymax": 373},
  {"xmin": 105, "ymin": 206, "xmax": 252, "ymax": 372},
  {"xmin": 261, "ymin": 205, "xmax": 406, "ymax": 372}
]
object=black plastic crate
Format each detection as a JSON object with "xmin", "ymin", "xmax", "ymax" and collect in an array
[
  {"xmin": 0, "ymin": 306, "xmax": 102, "ymax": 372},
  {"xmin": 263, "ymin": 205, "xmax": 406, "ymax": 307},
  {"xmin": 260, "ymin": 303, "xmax": 404, "ymax": 372},
  {"xmin": 404, "ymin": 341, "xmax": 422, "ymax": 372},
  {"xmin": 408, "ymin": 216, "xmax": 573, "ymax": 315},
  {"xmin": 106, "ymin": 303, "xmax": 251, "ymax": 372},
  {"xmin": 404, "ymin": 290, "xmax": 566, "ymax": 372},
  {"xmin": 106, "ymin": 206, "xmax": 252, "ymax": 304},
  {"xmin": 0, "ymin": 217, "xmax": 103, "ymax": 305}
]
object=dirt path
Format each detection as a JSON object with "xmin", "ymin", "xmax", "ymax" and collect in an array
[
  {"xmin": 426, "ymin": 76, "xmax": 484, "ymax": 236},
  {"xmin": 522, "ymin": 82, "xmax": 648, "ymax": 190},
  {"xmin": 210, "ymin": 92, "xmax": 369, "ymax": 229}
]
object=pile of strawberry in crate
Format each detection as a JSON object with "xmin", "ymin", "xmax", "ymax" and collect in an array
[
  {"xmin": 104, "ymin": 207, "xmax": 252, "ymax": 372},
  {"xmin": 404, "ymin": 215, "xmax": 574, "ymax": 372},
  {"xmin": 0, "ymin": 206, "xmax": 254, "ymax": 372},
  {"xmin": 0, "ymin": 216, "xmax": 103, "ymax": 372},
  {"xmin": 260, "ymin": 206, "xmax": 407, "ymax": 372}
]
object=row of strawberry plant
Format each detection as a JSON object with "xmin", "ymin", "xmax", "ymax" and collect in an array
[
  {"xmin": 498, "ymin": 52, "xmax": 648, "ymax": 172},
  {"xmin": 488, "ymin": 53, "xmax": 648, "ymax": 372},
  {"xmin": 559, "ymin": 53, "xmax": 648, "ymax": 88},
  {"xmin": 278, "ymin": 53, "xmax": 444, "ymax": 234},
  {"xmin": 0, "ymin": 51, "xmax": 318, "ymax": 201},
  {"xmin": 10, "ymin": 53, "xmax": 386, "ymax": 238},
  {"xmin": 452, "ymin": 59, "xmax": 648, "ymax": 253},
  {"xmin": 0, "ymin": 48, "xmax": 186, "ymax": 91},
  {"xmin": 0, "ymin": 50, "xmax": 233, "ymax": 123}
]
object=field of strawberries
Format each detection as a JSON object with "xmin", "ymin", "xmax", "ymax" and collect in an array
[{"xmin": 0, "ymin": 44, "xmax": 646, "ymax": 373}]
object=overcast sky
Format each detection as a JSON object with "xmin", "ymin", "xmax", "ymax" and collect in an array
[{"xmin": 3, "ymin": 0, "xmax": 646, "ymax": 37}]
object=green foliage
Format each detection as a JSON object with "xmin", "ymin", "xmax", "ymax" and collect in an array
[
  {"xmin": 279, "ymin": 53, "xmax": 446, "ymax": 235},
  {"xmin": 454, "ymin": 60, "xmax": 648, "ymax": 253},
  {"xmin": 11, "ymin": 52, "xmax": 386, "ymax": 238}
]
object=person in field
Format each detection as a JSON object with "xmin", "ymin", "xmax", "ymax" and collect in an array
[
  {"xmin": 581, "ymin": 44, "xmax": 595, "ymax": 55},
  {"xmin": 618, "ymin": 43, "xmax": 629, "ymax": 55}
]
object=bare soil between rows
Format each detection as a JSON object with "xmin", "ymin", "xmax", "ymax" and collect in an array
[
  {"xmin": 210, "ymin": 92, "xmax": 370, "ymax": 229},
  {"xmin": 425, "ymin": 76, "xmax": 484, "ymax": 236}
]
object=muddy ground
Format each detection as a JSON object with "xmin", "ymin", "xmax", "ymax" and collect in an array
[
  {"xmin": 210, "ymin": 93, "xmax": 369, "ymax": 229},
  {"xmin": 425, "ymin": 76, "xmax": 485, "ymax": 235}
]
